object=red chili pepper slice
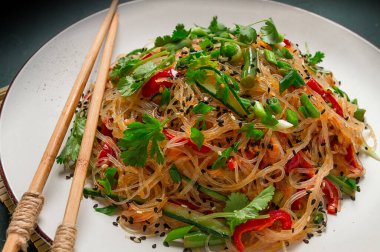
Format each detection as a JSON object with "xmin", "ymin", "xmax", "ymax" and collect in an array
[
  {"xmin": 321, "ymin": 179, "xmax": 339, "ymax": 215},
  {"xmin": 233, "ymin": 210, "xmax": 292, "ymax": 252},
  {"xmin": 227, "ymin": 158, "xmax": 237, "ymax": 171},
  {"xmin": 141, "ymin": 52, "xmax": 153, "ymax": 60},
  {"xmin": 285, "ymin": 151, "xmax": 313, "ymax": 177},
  {"xmin": 163, "ymin": 129, "xmax": 211, "ymax": 153},
  {"xmin": 306, "ymin": 78, "xmax": 344, "ymax": 117},
  {"xmin": 96, "ymin": 143, "xmax": 115, "ymax": 166},
  {"xmin": 345, "ymin": 144, "xmax": 363, "ymax": 172},
  {"xmin": 141, "ymin": 68, "xmax": 178, "ymax": 97},
  {"xmin": 100, "ymin": 123, "xmax": 113, "ymax": 138},
  {"xmin": 283, "ymin": 38, "xmax": 292, "ymax": 48}
]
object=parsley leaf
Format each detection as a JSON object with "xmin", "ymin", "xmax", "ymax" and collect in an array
[
  {"xmin": 239, "ymin": 123, "xmax": 264, "ymax": 142},
  {"xmin": 208, "ymin": 16, "xmax": 228, "ymax": 34},
  {"xmin": 190, "ymin": 127, "xmax": 205, "ymax": 150},
  {"xmin": 118, "ymin": 114, "xmax": 167, "ymax": 167},
  {"xmin": 171, "ymin": 24, "xmax": 189, "ymax": 42},
  {"xmin": 260, "ymin": 18, "xmax": 284, "ymax": 45},
  {"xmin": 95, "ymin": 205, "xmax": 118, "ymax": 216},
  {"xmin": 279, "ymin": 69, "xmax": 305, "ymax": 93},
  {"xmin": 235, "ymin": 25, "xmax": 257, "ymax": 44},
  {"xmin": 192, "ymin": 102, "xmax": 215, "ymax": 114},
  {"xmin": 307, "ymin": 51, "xmax": 325, "ymax": 65},
  {"xmin": 223, "ymin": 193, "xmax": 249, "ymax": 213},
  {"xmin": 212, "ymin": 142, "xmax": 239, "ymax": 170},
  {"xmin": 57, "ymin": 113, "xmax": 86, "ymax": 165}
]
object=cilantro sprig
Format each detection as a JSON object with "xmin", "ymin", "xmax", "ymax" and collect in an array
[
  {"xmin": 118, "ymin": 114, "xmax": 168, "ymax": 167},
  {"xmin": 306, "ymin": 51, "xmax": 325, "ymax": 65},
  {"xmin": 212, "ymin": 142, "xmax": 239, "ymax": 169},
  {"xmin": 57, "ymin": 113, "xmax": 86, "ymax": 166},
  {"xmin": 200, "ymin": 185, "xmax": 275, "ymax": 231},
  {"xmin": 260, "ymin": 18, "xmax": 284, "ymax": 45}
]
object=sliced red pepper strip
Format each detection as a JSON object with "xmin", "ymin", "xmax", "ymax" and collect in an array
[
  {"xmin": 227, "ymin": 158, "xmax": 237, "ymax": 171},
  {"xmin": 285, "ymin": 151, "xmax": 313, "ymax": 176},
  {"xmin": 306, "ymin": 78, "xmax": 344, "ymax": 117},
  {"xmin": 283, "ymin": 38, "xmax": 291, "ymax": 48},
  {"xmin": 163, "ymin": 129, "xmax": 211, "ymax": 153},
  {"xmin": 141, "ymin": 68, "xmax": 178, "ymax": 97},
  {"xmin": 96, "ymin": 143, "xmax": 115, "ymax": 166},
  {"xmin": 345, "ymin": 144, "xmax": 363, "ymax": 172},
  {"xmin": 141, "ymin": 52, "xmax": 153, "ymax": 60},
  {"xmin": 321, "ymin": 179, "xmax": 339, "ymax": 215},
  {"xmin": 233, "ymin": 210, "xmax": 292, "ymax": 252},
  {"xmin": 100, "ymin": 123, "xmax": 113, "ymax": 138}
]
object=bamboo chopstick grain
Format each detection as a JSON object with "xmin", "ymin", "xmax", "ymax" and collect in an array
[
  {"xmin": 51, "ymin": 13, "xmax": 119, "ymax": 252},
  {"xmin": 2, "ymin": 1, "xmax": 119, "ymax": 252}
]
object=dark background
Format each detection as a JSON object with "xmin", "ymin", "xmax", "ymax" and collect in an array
[{"xmin": 0, "ymin": 0, "xmax": 379, "ymax": 250}]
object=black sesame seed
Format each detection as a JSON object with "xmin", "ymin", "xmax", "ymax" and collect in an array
[
  {"xmin": 156, "ymin": 198, "xmax": 163, "ymax": 202},
  {"xmin": 306, "ymin": 190, "xmax": 312, "ymax": 194},
  {"xmin": 292, "ymin": 150, "xmax": 297, "ymax": 156},
  {"xmin": 152, "ymin": 244, "xmax": 157, "ymax": 249},
  {"xmin": 140, "ymin": 236, "xmax": 146, "ymax": 240},
  {"xmin": 154, "ymin": 207, "xmax": 159, "ymax": 213},
  {"xmin": 143, "ymin": 225, "xmax": 147, "ymax": 232},
  {"xmin": 321, "ymin": 109, "xmax": 326, "ymax": 115},
  {"xmin": 160, "ymin": 232, "xmax": 166, "ymax": 237},
  {"xmin": 307, "ymin": 233, "xmax": 314, "ymax": 239},
  {"xmin": 292, "ymin": 228, "xmax": 295, "ymax": 233},
  {"xmin": 154, "ymin": 230, "xmax": 159, "ymax": 234},
  {"xmin": 201, "ymin": 169, "xmax": 206, "ymax": 174},
  {"xmin": 303, "ymin": 239, "xmax": 309, "ymax": 244},
  {"xmin": 93, "ymin": 204, "xmax": 98, "ymax": 208},
  {"xmin": 112, "ymin": 221, "xmax": 118, "ymax": 226},
  {"xmin": 129, "ymin": 217, "xmax": 134, "ymax": 224},
  {"xmin": 155, "ymin": 223, "xmax": 160, "ymax": 228}
]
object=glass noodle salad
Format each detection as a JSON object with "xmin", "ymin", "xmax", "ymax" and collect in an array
[{"xmin": 57, "ymin": 17, "xmax": 379, "ymax": 251}]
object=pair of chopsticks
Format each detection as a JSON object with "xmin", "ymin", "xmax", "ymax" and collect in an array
[{"xmin": 3, "ymin": 1, "xmax": 119, "ymax": 251}]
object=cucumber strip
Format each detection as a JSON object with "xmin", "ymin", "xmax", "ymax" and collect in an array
[
  {"xmin": 84, "ymin": 188, "xmax": 231, "ymax": 238},
  {"xmin": 163, "ymin": 202, "xmax": 231, "ymax": 238},
  {"xmin": 184, "ymin": 231, "xmax": 225, "ymax": 248},
  {"xmin": 181, "ymin": 176, "xmax": 228, "ymax": 202}
]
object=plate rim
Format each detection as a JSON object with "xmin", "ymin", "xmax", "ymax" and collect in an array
[{"xmin": 0, "ymin": 0, "xmax": 379, "ymax": 247}]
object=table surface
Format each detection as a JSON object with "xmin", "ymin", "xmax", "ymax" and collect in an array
[{"xmin": 0, "ymin": 0, "xmax": 379, "ymax": 250}]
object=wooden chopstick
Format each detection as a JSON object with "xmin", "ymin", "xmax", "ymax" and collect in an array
[
  {"xmin": 3, "ymin": 1, "xmax": 119, "ymax": 252},
  {"xmin": 51, "ymin": 13, "xmax": 119, "ymax": 252}
]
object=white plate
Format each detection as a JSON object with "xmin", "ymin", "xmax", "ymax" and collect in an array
[{"xmin": 1, "ymin": 0, "xmax": 380, "ymax": 251}]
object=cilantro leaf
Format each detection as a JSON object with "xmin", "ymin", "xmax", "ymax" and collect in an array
[
  {"xmin": 185, "ymin": 68, "xmax": 207, "ymax": 84},
  {"xmin": 279, "ymin": 69, "xmax": 305, "ymax": 93},
  {"xmin": 155, "ymin": 35, "xmax": 172, "ymax": 47},
  {"xmin": 192, "ymin": 102, "xmax": 214, "ymax": 114},
  {"xmin": 208, "ymin": 16, "xmax": 228, "ymax": 34},
  {"xmin": 171, "ymin": 24, "xmax": 189, "ymax": 42},
  {"xmin": 188, "ymin": 54, "xmax": 218, "ymax": 69},
  {"xmin": 190, "ymin": 127, "xmax": 205, "ymax": 150},
  {"xmin": 110, "ymin": 56, "xmax": 139, "ymax": 83},
  {"xmin": 223, "ymin": 193, "xmax": 249, "ymax": 213},
  {"xmin": 97, "ymin": 167, "xmax": 118, "ymax": 194},
  {"xmin": 307, "ymin": 51, "xmax": 325, "ymax": 65},
  {"xmin": 201, "ymin": 185, "xmax": 275, "ymax": 232},
  {"xmin": 57, "ymin": 113, "xmax": 86, "ymax": 165},
  {"xmin": 160, "ymin": 87, "xmax": 171, "ymax": 107},
  {"xmin": 199, "ymin": 37, "xmax": 214, "ymax": 51},
  {"xmin": 118, "ymin": 114, "xmax": 167, "ymax": 167},
  {"xmin": 239, "ymin": 123, "xmax": 264, "ymax": 142},
  {"xmin": 235, "ymin": 25, "xmax": 257, "ymax": 44},
  {"xmin": 95, "ymin": 205, "xmax": 118, "ymax": 216},
  {"xmin": 260, "ymin": 18, "xmax": 284, "ymax": 45},
  {"xmin": 117, "ymin": 61, "xmax": 157, "ymax": 97},
  {"xmin": 212, "ymin": 142, "xmax": 239, "ymax": 170}
]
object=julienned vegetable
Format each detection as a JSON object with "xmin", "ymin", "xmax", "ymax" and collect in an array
[{"xmin": 56, "ymin": 16, "xmax": 377, "ymax": 252}]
